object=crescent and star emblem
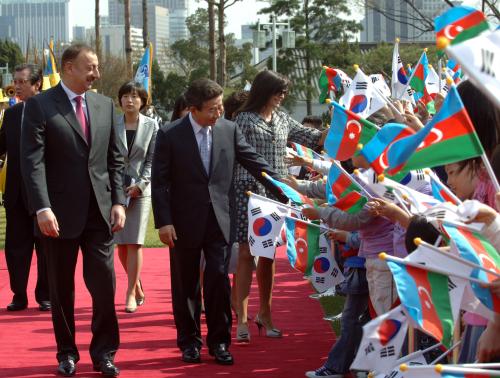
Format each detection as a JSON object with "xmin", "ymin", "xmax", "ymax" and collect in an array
[
  {"xmin": 443, "ymin": 24, "xmax": 464, "ymax": 40},
  {"xmin": 295, "ymin": 238, "xmax": 308, "ymax": 254},
  {"xmin": 418, "ymin": 286, "xmax": 433, "ymax": 310},
  {"xmin": 346, "ymin": 120, "xmax": 361, "ymax": 141}
]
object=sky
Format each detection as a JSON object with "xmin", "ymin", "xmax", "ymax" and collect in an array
[
  {"xmin": 68, "ymin": 0, "xmax": 270, "ymax": 39},
  {"xmin": 69, "ymin": 0, "xmax": 483, "ymax": 40}
]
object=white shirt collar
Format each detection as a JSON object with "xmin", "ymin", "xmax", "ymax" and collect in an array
[
  {"xmin": 60, "ymin": 80, "xmax": 86, "ymax": 102},
  {"xmin": 189, "ymin": 112, "xmax": 211, "ymax": 134}
]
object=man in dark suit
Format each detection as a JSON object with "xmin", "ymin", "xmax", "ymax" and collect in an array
[
  {"xmin": 0, "ymin": 64, "xmax": 50, "ymax": 312},
  {"xmin": 21, "ymin": 44, "xmax": 126, "ymax": 377},
  {"xmin": 152, "ymin": 79, "xmax": 285, "ymax": 365}
]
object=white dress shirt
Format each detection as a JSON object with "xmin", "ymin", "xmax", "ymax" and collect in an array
[{"xmin": 189, "ymin": 112, "xmax": 212, "ymax": 150}]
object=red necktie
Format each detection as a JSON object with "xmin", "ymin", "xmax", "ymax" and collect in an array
[{"xmin": 74, "ymin": 96, "xmax": 90, "ymax": 142}]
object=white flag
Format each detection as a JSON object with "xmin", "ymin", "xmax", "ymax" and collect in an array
[
  {"xmin": 392, "ymin": 41, "xmax": 409, "ymax": 99},
  {"xmin": 426, "ymin": 65, "xmax": 440, "ymax": 96},
  {"xmin": 340, "ymin": 67, "xmax": 386, "ymax": 118},
  {"xmin": 371, "ymin": 74, "xmax": 392, "ymax": 98},
  {"xmin": 373, "ymin": 351, "xmax": 428, "ymax": 378},
  {"xmin": 446, "ymin": 29, "xmax": 500, "ymax": 109},
  {"xmin": 351, "ymin": 306, "xmax": 408, "ymax": 374},
  {"xmin": 309, "ymin": 233, "xmax": 344, "ymax": 293},
  {"xmin": 247, "ymin": 194, "xmax": 289, "ymax": 259}
]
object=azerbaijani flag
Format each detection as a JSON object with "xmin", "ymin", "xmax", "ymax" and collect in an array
[
  {"xmin": 262, "ymin": 172, "xmax": 315, "ymax": 207},
  {"xmin": 446, "ymin": 59, "xmax": 463, "ymax": 84},
  {"xmin": 326, "ymin": 163, "xmax": 367, "ymax": 214},
  {"xmin": 441, "ymin": 372, "xmax": 498, "ymax": 378},
  {"xmin": 430, "ymin": 176, "xmax": 460, "ymax": 205},
  {"xmin": 435, "ymin": 6, "xmax": 490, "ymax": 51},
  {"xmin": 387, "ymin": 260, "xmax": 454, "ymax": 348},
  {"xmin": 291, "ymin": 142, "xmax": 323, "ymax": 161},
  {"xmin": 359, "ymin": 123, "xmax": 415, "ymax": 174},
  {"xmin": 443, "ymin": 225, "xmax": 500, "ymax": 313},
  {"xmin": 325, "ymin": 101, "xmax": 378, "ymax": 161},
  {"xmin": 134, "ymin": 42, "xmax": 154, "ymax": 101},
  {"xmin": 318, "ymin": 66, "xmax": 350, "ymax": 103},
  {"xmin": 408, "ymin": 51, "xmax": 429, "ymax": 102},
  {"xmin": 386, "ymin": 85, "xmax": 484, "ymax": 174},
  {"xmin": 285, "ymin": 217, "xmax": 320, "ymax": 275}
]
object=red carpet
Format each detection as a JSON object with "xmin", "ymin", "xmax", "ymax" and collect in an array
[{"xmin": 0, "ymin": 247, "xmax": 335, "ymax": 377}]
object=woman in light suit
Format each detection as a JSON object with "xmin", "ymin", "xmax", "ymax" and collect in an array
[{"xmin": 115, "ymin": 82, "xmax": 158, "ymax": 313}]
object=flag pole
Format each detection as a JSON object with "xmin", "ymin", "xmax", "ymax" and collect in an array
[
  {"xmin": 333, "ymin": 160, "xmax": 374, "ymax": 199},
  {"xmin": 438, "ymin": 58, "xmax": 443, "ymax": 93},
  {"xmin": 379, "ymin": 252, "xmax": 489, "ymax": 285},
  {"xmin": 435, "ymin": 364, "xmax": 500, "ymax": 376},
  {"xmin": 415, "ymin": 238, "xmax": 500, "ymax": 278},
  {"xmin": 480, "ymin": 153, "xmax": 500, "ymax": 192},
  {"xmin": 392, "ymin": 189, "xmax": 412, "ymax": 216},
  {"xmin": 397, "ymin": 49, "xmax": 425, "ymax": 100},
  {"xmin": 247, "ymin": 191, "xmax": 299, "ymax": 213},
  {"xmin": 425, "ymin": 169, "xmax": 462, "ymax": 204},
  {"xmin": 285, "ymin": 216, "xmax": 335, "ymax": 233}
]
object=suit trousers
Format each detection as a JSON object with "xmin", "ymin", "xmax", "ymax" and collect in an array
[
  {"xmin": 42, "ymin": 192, "xmax": 119, "ymax": 363},
  {"xmin": 170, "ymin": 206, "xmax": 232, "ymax": 351},
  {"xmin": 5, "ymin": 199, "xmax": 49, "ymax": 304}
]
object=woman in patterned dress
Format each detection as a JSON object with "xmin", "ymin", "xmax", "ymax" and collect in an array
[{"xmin": 232, "ymin": 70, "xmax": 327, "ymax": 342}]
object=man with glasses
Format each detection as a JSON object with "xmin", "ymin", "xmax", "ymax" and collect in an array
[
  {"xmin": 152, "ymin": 78, "xmax": 285, "ymax": 366},
  {"xmin": 0, "ymin": 64, "xmax": 50, "ymax": 312}
]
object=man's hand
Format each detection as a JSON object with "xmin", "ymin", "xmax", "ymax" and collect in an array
[
  {"xmin": 281, "ymin": 175, "xmax": 300, "ymax": 190},
  {"xmin": 126, "ymin": 185, "xmax": 142, "ymax": 198},
  {"xmin": 110, "ymin": 205, "xmax": 126, "ymax": 232},
  {"xmin": 37, "ymin": 209, "xmax": 60, "ymax": 238},
  {"xmin": 159, "ymin": 225, "xmax": 177, "ymax": 248}
]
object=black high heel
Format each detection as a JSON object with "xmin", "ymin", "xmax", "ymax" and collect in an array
[
  {"xmin": 254, "ymin": 315, "xmax": 282, "ymax": 338},
  {"xmin": 136, "ymin": 279, "xmax": 145, "ymax": 306}
]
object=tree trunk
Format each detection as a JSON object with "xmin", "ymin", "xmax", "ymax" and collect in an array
[
  {"xmin": 95, "ymin": 0, "xmax": 101, "ymax": 60},
  {"xmin": 142, "ymin": 0, "xmax": 148, "ymax": 49},
  {"xmin": 304, "ymin": 0, "xmax": 312, "ymax": 115},
  {"xmin": 208, "ymin": 0, "xmax": 216, "ymax": 81},
  {"xmin": 124, "ymin": 0, "xmax": 133, "ymax": 79},
  {"xmin": 217, "ymin": 1, "xmax": 226, "ymax": 86}
]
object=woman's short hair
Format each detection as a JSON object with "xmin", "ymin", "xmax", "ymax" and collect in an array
[
  {"xmin": 404, "ymin": 215, "xmax": 440, "ymax": 253},
  {"xmin": 117, "ymin": 81, "xmax": 148, "ymax": 111},
  {"xmin": 171, "ymin": 93, "xmax": 188, "ymax": 122},
  {"xmin": 237, "ymin": 70, "xmax": 290, "ymax": 115},
  {"xmin": 223, "ymin": 90, "xmax": 249, "ymax": 120}
]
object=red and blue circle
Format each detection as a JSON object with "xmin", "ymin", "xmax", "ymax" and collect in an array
[
  {"xmin": 252, "ymin": 217, "xmax": 273, "ymax": 236},
  {"xmin": 397, "ymin": 68, "xmax": 408, "ymax": 84},
  {"xmin": 378, "ymin": 318, "xmax": 402, "ymax": 346},
  {"xmin": 349, "ymin": 95, "xmax": 368, "ymax": 113},
  {"xmin": 313, "ymin": 257, "xmax": 330, "ymax": 273}
]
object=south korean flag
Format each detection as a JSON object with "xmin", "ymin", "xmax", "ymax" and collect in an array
[
  {"xmin": 309, "ymin": 232, "xmax": 344, "ymax": 293},
  {"xmin": 351, "ymin": 306, "xmax": 408, "ymax": 374},
  {"xmin": 247, "ymin": 193, "xmax": 289, "ymax": 259}
]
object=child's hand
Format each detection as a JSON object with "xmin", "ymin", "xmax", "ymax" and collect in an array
[{"xmin": 302, "ymin": 207, "xmax": 320, "ymax": 220}]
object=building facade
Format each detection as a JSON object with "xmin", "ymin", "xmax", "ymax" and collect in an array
[
  {"xmin": 72, "ymin": 25, "xmax": 86, "ymax": 42},
  {"xmin": 86, "ymin": 25, "xmax": 144, "ymax": 63},
  {"xmin": 0, "ymin": 0, "xmax": 69, "ymax": 53},
  {"xmin": 361, "ymin": 0, "xmax": 458, "ymax": 43}
]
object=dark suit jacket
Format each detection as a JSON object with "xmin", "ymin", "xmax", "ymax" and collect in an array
[
  {"xmin": 152, "ymin": 115, "xmax": 286, "ymax": 248},
  {"xmin": 21, "ymin": 83, "xmax": 126, "ymax": 238},
  {"xmin": 0, "ymin": 102, "xmax": 28, "ymax": 210}
]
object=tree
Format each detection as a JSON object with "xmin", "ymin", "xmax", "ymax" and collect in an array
[
  {"xmin": 95, "ymin": 0, "xmax": 101, "ymax": 61},
  {"xmin": 214, "ymin": 0, "xmax": 243, "ymax": 86},
  {"xmin": 207, "ymin": 0, "xmax": 216, "ymax": 80},
  {"xmin": 142, "ymin": 0, "xmax": 149, "ymax": 48},
  {"xmin": 123, "ymin": 0, "xmax": 133, "ymax": 79},
  {"xmin": 96, "ymin": 55, "xmax": 128, "ymax": 100},
  {"xmin": 0, "ymin": 39, "xmax": 24, "ymax": 84},
  {"xmin": 260, "ymin": 0, "xmax": 362, "ymax": 115}
]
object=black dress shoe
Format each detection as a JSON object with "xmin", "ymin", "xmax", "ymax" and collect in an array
[
  {"xmin": 93, "ymin": 359, "xmax": 120, "ymax": 376},
  {"xmin": 6, "ymin": 301, "xmax": 27, "ymax": 311},
  {"xmin": 57, "ymin": 359, "xmax": 76, "ymax": 377},
  {"xmin": 181, "ymin": 346, "xmax": 201, "ymax": 363},
  {"xmin": 38, "ymin": 301, "xmax": 51, "ymax": 311},
  {"xmin": 209, "ymin": 344, "xmax": 234, "ymax": 365}
]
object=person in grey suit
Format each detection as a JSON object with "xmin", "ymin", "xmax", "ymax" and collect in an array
[
  {"xmin": 152, "ymin": 79, "xmax": 286, "ymax": 366},
  {"xmin": 21, "ymin": 44, "xmax": 126, "ymax": 377},
  {"xmin": 114, "ymin": 81, "xmax": 158, "ymax": 314}
]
